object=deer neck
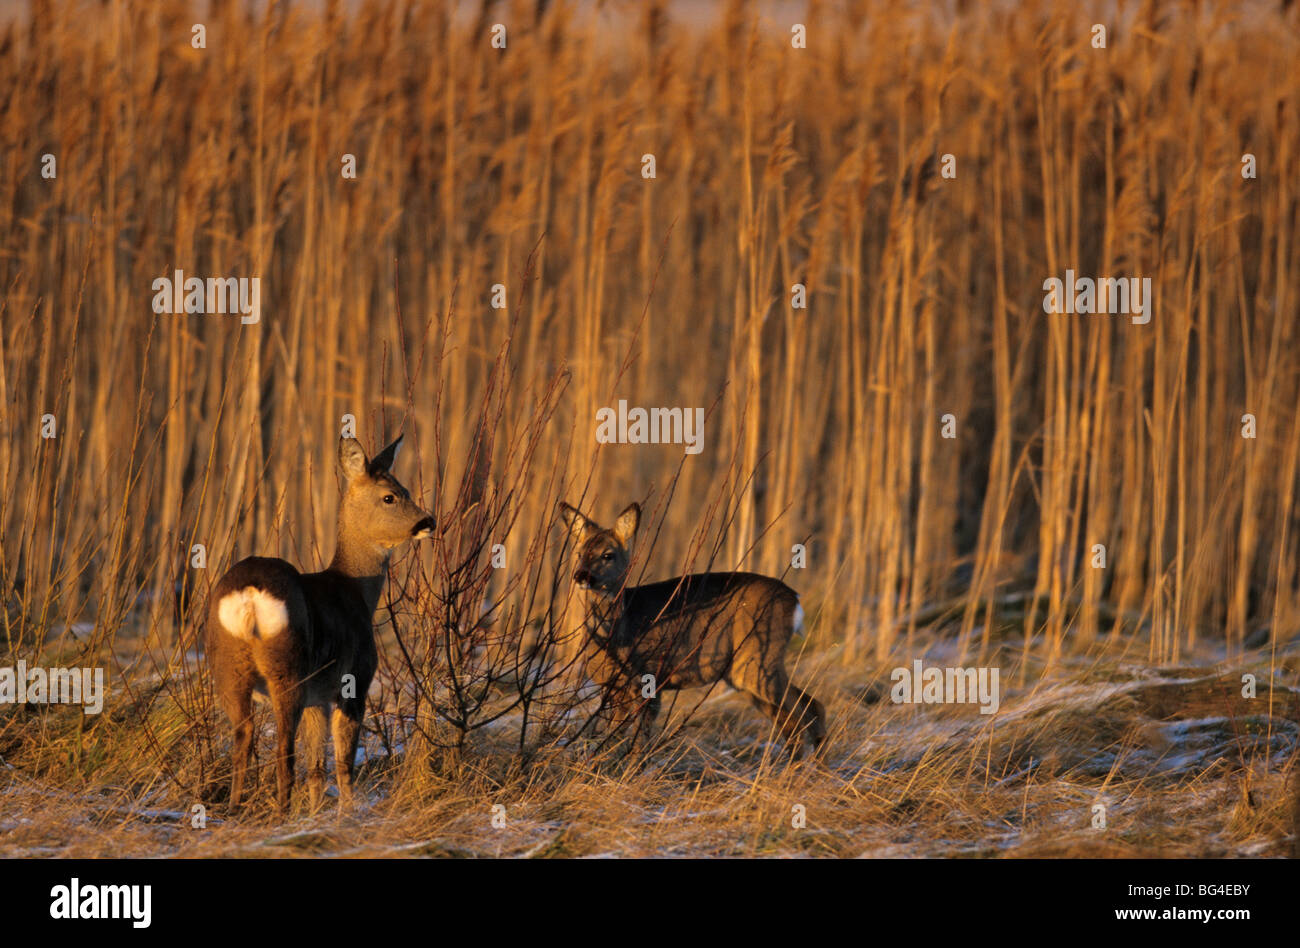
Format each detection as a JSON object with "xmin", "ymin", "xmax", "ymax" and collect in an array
[
  {"xmin": 328, "ymin": 519, "xmax": 392, "ymax": 617},
  {"xmin": 589, "ymin": 586, "xmax": 620, "ymax": 612},
  {"xmin": 582, "ymin": 584, "xmax": 629, "ymax": 644}
]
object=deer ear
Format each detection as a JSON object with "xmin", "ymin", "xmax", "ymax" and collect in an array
[
  {"xmin": 613, "ymin": 503, "xmax": 641, "ymax": 544},
  {"xmin": 338, "ymin": 436, "xmax": 368, "ymax": 481},
  {"xmin": 558, "ymin": 501, "xmax": 595, "ymax": 540},
  {"xmin": 369, "ymin": 434, "xmax": 403, "ymax": 474}
]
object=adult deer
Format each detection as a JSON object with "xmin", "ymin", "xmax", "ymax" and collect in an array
[
  {"xmin": 558, "ymin": 501, "xmax": 825, "ymax": 755},
  {"xmin": 208, "ymin": 434, "xmax": 434, "ymax": 812}
]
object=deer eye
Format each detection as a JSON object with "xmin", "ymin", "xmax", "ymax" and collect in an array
[
  {"xmin": 382, "ymin": 494, "xmax": 396, "ymax": 505},
  {"xmin": 601, "ymin": 551, "xmax": 615, "ymax": 561}
]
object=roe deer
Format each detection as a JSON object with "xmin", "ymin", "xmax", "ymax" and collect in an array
[
  {"xmin": 557, "ymin": 501, "xmax": 825, "ymax": 755},
  {"xmin": 208, "ymin": 434, "xmax": 434, "ymax": 812}
]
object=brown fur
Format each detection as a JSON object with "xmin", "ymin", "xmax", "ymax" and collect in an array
[
  {"xmin": 208, "ymin": 435, "xmax": 433, "ymax": 813},
  {"xmin": 558, "ymin": 501, "xmax": 825, "ymax": 755}
]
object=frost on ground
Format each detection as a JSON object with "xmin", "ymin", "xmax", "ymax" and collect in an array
[{"xmin": 0, "ymin": 628, "xmax": 1296, "ymax": 858}]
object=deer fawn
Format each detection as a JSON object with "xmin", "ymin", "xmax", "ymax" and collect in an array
[
  {"xmin": 558, "ymin": 501, "xmax": 825, "ymax": 755},
  {"xmin": 208, "ymin": 435, "xmax": 434, "ymax": 813}
]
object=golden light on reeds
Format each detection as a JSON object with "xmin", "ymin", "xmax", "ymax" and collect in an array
[{"xmin": 0, "ymin": 0, "xmax": 1297, "ymax": 854}]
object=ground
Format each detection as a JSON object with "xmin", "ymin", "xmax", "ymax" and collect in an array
[{"xmin": 2, "ymin": 622, "xmax": 1295, "ymax": 858}]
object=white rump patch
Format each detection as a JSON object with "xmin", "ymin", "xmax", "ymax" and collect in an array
[
  {"xmin": 792, "ymin": 602, "xmax": 805, "ymax": 637},
  {"xmin": 217, "ymin": 588, "xmax": 290, "ymax": 641}
]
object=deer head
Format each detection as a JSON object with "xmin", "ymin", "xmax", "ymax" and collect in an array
[
  {"xmin": 337, "ymin": 435, "xmax": 435, "ymax": 553},
  {"xmin": 558, "ymin": 501, "xmax": 640, "ymax": 595}
]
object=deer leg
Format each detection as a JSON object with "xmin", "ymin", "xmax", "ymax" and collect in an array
[
  {"xmin": 331, "ymin": 704, "xmax": 363, "ymax": 810},
  {"xmin": 782, "ymin": 685, "xmax": 826, "ymax": 755},
  {"xmin": 738, "ymin": 665, "xmax": 824, "ymax": 758},
  {"xmin": 623, "ymin": 689, "xmax": 662, "ymax": 756},
  {"xmin": 269, "ymin": 687, "xmax": 304, "ymax": 814},
  {"xmin": 216, "ymin": 657, "xmax": 256, "ymax": 811},
  {"xmin": 301, "ymin": 706, "xmax": 329, "ymax": 813},
  {"xmin": 747, "ymin": 692, "xmax": 811, "ymax": 757},
  {"xmin": 601, "ymin": 673, "xmax": 649, "ymax": 753},
  {"xmin": 228, "ymin": 701, "xmax": 255, "ymax": 810},
  {"xmin": 763, "ymin": 685, "xmax": 824, "ymax": 757},
  {"xmin": 249, "ymin": 720, "xmax": 261, "ymax": 793}
]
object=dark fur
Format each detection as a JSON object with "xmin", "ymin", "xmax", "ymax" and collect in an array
[
  {"xmin": 560, "ymin": 502, "xmax": 825, "ymax": 755},
  {"xmin": 209, "ymin": 436, "xmax": 431, "ymax": 813}
]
